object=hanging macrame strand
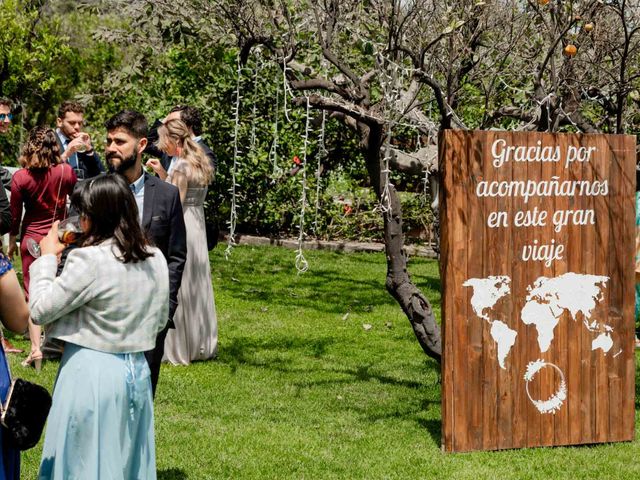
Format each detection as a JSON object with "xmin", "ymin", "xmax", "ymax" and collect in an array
[
  {"xmin": 249, "ymin": 53, "xmax": 262, "ymax": 150},
  {"xmin": 225, "ymin": 55, "xmax": 243, "ymax": 260},
  {"xmin": 375, "ymin": 53, "xmax": 405, "ymax": 217},
  {"xmin": 282, "ymin": 56, "xmax": 293, "ymax": 123},
  {"xmin": 269, "ymin": 68, "xmax": 283, "ymax": 179},
  {"xmin": 313, "ymin": 110, "xmax": 327, "ymax": 237},
  {"xmin": 295, "ymin": 96, "xmax": 311, "ymax": 274},
  {"xmin": 378, "ymin": 126, "xmax": 394, "ymax": 216}
]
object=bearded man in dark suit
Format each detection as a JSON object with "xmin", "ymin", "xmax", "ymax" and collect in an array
[{"xmin": 105, "ymin": 110, "xmax": 187, "ymax": 397}]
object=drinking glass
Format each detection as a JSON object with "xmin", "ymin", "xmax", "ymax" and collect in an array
[
  {"xmin": 75, "ymin": 133, "xmax": 90, "ymax": 153},
  {"xmin": 25, "ymin": 216, "xmax": 82, "ymax": 259},
  {"xmin": 57, "ymin": 216, "xmax": 82, "ymax": 245},
  {"xmin": 25, "ymin": 238, "xmax": 41, "ymax": 258}
]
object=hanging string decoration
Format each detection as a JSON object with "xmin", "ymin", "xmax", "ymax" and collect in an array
[
  {"xmin": 295, "ymin": 96, "xmax": 312, "ymax": 274},
  {"xmin": 312, "ymin": 110, "xmax": 327, "ymax": 237},
  {"xmin": 282, "ymin": 55, "xmax": 294, "ymax": 123},
  {"xmin": 249, "ymin": 53, "xmax": 262, "ymax": 150},
  {"xmin": 225, "ymin": 54, "xmax": 243, "ymax": 260},
  {"xmin": 269, "ymin": 68, "xmax": 283, "ymax": 179},
  {"xmin": 374, "ymin": 53, "xmax": 405, "ymax": 217}
]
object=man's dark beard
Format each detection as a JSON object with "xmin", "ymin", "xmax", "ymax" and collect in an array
[{"xmin": 107, "ymin": 151, "xmax": 137, "ymax": 173}]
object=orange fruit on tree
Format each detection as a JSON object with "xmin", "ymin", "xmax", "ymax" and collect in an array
[
  {"xmin": 563, "ymin": 44, "xmax": 577, "ymax": 56},
  {"xmin": 538, "ymin": 0, "xmax": 549, "ymax": 4},
  {"xmin": 584, "ymin": 22, "xmax": 594, "ymax": 32}
]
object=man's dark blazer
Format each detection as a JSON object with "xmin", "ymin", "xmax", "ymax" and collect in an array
[
  {"xmin": 55, "ymin": 132, "xmax": 105, "ymax": 180},
  {"xmin": 141, "ymin": 172, "xmax": 187, "ymax": 325},
  {"xmin": 0, "ymin": 183, "xmax": 10, "ymax": 235},
  {"xmin": 140, "ymin": 172, "xmax": 187, "ymax": 397},
  {"xmin": 64, "ymin": 171, "xmax": 186, "ymax": 396}
]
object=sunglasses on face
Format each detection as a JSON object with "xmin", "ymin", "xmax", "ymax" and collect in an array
[{"xmin": 0, "ymin": 114, "xmax": 13, "ymax": 122}]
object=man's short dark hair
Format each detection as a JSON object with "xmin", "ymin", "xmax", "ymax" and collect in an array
[
  {"xmin": 170, "ymin": 105, "xmax": 202, "ymax": 136},
  {"xmin": 105, "ymin": 110, "xmax": 148, "ymax": 139},
  {"xmin": 0, "ymin": 97, "xmax": 12, "ymax": 109},
  {"xmin": 58, "ymin": 100, "xmax": 84, "ymax": 119}
]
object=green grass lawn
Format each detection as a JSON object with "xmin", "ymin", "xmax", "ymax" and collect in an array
[{"xmin": 9, "ymin": 245, "xmax": 640, "ymax": 479}]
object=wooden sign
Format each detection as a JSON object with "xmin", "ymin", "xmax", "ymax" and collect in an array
[{"xmin": 440, "ymin": 130, "xmax": 636, "ymax": 452}]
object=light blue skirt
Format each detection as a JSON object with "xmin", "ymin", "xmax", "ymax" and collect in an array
[{"xmin": 38, "ymin": 343, "xmax": 156, "ymax": 480}]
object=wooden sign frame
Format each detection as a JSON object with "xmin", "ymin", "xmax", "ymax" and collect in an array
[{"xmin": 440, "ymin": 130, "xmax": 636, "ymax": 452}]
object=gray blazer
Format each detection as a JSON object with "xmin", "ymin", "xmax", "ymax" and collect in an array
[{"xmin": 29, "ymin": 242, "xmax": 169, "ymax": 353}]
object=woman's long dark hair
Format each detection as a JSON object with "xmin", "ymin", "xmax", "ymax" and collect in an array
[{"xmin": 71, "ymin": 174, "xmax": 152, "ymax": 263}]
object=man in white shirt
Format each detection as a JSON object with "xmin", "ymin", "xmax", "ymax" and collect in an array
[{"xmin": 55, "ymin": 101, "xmax": 104, "ymax": 180}]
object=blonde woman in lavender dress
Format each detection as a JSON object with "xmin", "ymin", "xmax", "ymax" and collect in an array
[{"xmin": 147, "ymin": 119, "xmax": 217, "ymax": 364}]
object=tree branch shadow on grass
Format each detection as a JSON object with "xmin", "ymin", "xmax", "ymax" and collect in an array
[
  {"xmin": 224, "ymin": 334, "xmax": 440, "ymax": 381},
  {"xmin": 222, "ymin": 335, "xmax": 441, "ymax": 442},
  {"xmin": 417, "ymin": 418, "xmax": 442, "ymax": 446},
  {"xmin": 221, "ymin": 270, "xmax": 396, "ymax": 315},
  {"xmin": 158, "ymin": 468, "xmax": 188, "ymax": 480},
  {"xmin": 214, "ymin": 248, "xmax": 442, "ymax": 317}
]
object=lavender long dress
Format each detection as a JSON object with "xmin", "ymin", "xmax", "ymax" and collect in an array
[{"xmin": 163, "ymin": 160, "xmax": 217, "ymax": 365}]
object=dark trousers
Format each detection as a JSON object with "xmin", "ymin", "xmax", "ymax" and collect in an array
[{"xmin": 144, "ymin": 325, "xmax": 170, "ymax": 398}]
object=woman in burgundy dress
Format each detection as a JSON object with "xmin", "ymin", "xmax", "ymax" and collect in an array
[{"xmin": 8, "ymin": 127, "xmax": 77, "ymax": 369}]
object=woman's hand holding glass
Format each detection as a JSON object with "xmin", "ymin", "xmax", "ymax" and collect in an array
[
  {"xmin": 39, "ymin": 221, "xmax": 66, "ymax": 258},
  {"xmin": 27, "ymin": 217, "xmax": 82, "ymax": 259}
]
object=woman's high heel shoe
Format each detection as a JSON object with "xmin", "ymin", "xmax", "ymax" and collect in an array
[{"xmin": 21, "ymin": 350, "xmax": 43, "ymax": 372}]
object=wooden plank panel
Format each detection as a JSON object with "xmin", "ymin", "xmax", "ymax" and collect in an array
[
  {"xmin": 480, "ymin": 134, "xmax": 498, "ymax": 451},
  {"xmin": 540, "ymin": 133, "xmax": 556, "ymax": 447},
  {"xmin": 620, "ymin": 135, "xmax": 636, "ymax": 442},
  {"xmin": 440, "ymin": 130, "xmax": 635, "ymax": 452},
  {"xmin": 440, "ymin": 129, "xmax": 469, "ymax": 452},
  {"xmin": 511, "ymin": 132, "xmax": 528, "ymax": 449},
  {"xmin": 580, "ymin": 136, "xmax": 596, "ymax": 444},
  {"xmin": 495, "ymin": 132, "xmax": 515, "ymax": 450},
  {"xmin": 551, "ymin": 133, "xmax": 569, "ymax": 447},
  {"xmin": 466, "ymin": 133, "xmax": 485, "ymax": 450},
  {"xmin": 439, "ymin": 130, "xmax": 454, "ymax": 452},
  {"xmin": 525, "ymin": 136, "xmax": 543, "ymax": 448},
  {"xmin": 565, "ymin": 136, "xmax": 584, "ymax": 445},
  {"xmin": 439, "ymin": 130, "xmax": 453, "ymax": 452}
]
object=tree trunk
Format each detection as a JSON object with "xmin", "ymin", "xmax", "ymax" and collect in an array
[
  {"xmin": 364, "ymin": 123, "xmax": 442, "ymax": 362},
  {"xmin": 383, "ymin": 184, "xmax": 442, "ymax": 362}
]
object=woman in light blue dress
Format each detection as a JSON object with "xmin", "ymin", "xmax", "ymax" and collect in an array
[
  {"xmin": 28, "ymin": 175, "xmax": 170, "ymax": 480},
  {"xmin": 0, "ymin": 252, "xmax": 30, "ymax": 479}
]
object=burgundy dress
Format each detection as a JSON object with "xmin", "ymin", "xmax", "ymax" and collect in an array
[{"xmin": 10, "ymin": 164, "xmax": 77, "ymax": 297}]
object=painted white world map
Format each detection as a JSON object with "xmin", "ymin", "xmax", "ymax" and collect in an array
[
  {"xmin": 462, "ymin": 276, "xmax": 517, "ymax": 369},
  {"xmin": 463, "ymin": 273, "xmax": 612, "ymax": 369},
  {"xmin": 521, "ymin": 273, "xmax": 610, "ymax": 353}
]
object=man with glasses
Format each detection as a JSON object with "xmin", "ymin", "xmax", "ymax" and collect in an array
[
  {"xmin": 55, "ymin": 100, "xmax": 104, "ymax": 180},
  {"xmin": 0, "ymin": 99, "xmax": 12, "ymax": 135}
]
